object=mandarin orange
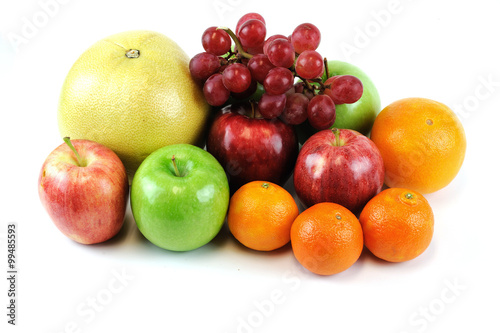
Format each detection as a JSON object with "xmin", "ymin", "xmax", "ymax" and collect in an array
[
  {"xmin": 227, "ymin": 181, "xmax": 299, "ymax": 251},
  {"xmin": 290, "ymin": 202, "xmax": 363, "ymax": 275},
  {"xmin": 359, "ymin": 188, "xmax": 434, "ymax": 262}
]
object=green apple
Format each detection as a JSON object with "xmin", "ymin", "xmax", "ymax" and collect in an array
[
  {"xmin": 224, "ymin": 61, "xmax": 379, "ymax": 139},
  {"xmin": 131, "ymin": 144, "xmax": 229, "ymax": 251},
  {"xmin": 326, "ymin": 60, "xmax": 381, "ymax": 135},
  {"xmin": 297, "ymin": 60, "xmax": 381, "ymax": 143}
]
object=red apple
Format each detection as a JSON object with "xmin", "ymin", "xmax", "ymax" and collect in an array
[
  {"xmin": 294, "ymin": 128, "xmax": 384, "ymax": 214},
  {"xmin": 38, "ymin": 138, "xmax": 129, "ymax": 244},
  {"xmin": 206, "ymin": 102, "xmax": 299, "ymax": 192}
]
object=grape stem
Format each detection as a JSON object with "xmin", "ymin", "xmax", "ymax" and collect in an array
[
  {"xmin": 219, "ymin": 56, "xmax": 229, "ymax": 68},
  {"xmin": 295, "ymin": 56, "xmax": 330, "ymax": 96},
  {"xmin": 301, "ymin": 78, "xmax": 316, "ymax": 94},
  {"xmin": 218, "ymin": 27, "xmax": 253, "ymax": 59},
  {"xmin": 299, "ymin": 76, "xmax": 325, "ymax": 96},
  {"xmin": 250, "ymin": 100, "xmax": 257, "ymax": 118}
]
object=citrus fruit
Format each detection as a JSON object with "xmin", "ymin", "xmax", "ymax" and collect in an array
[
  {"xmin": 58, "ymin": 30, "xmax": 210, "ymax": 177},
  {"xmin": 370, "ymin": 97, "xmax": 466, "ymax": 194},
  {"xmin": 290, "ymin": 202, "xmax": 363, "ymax": 275},
  {"xmin": 227, "ymin": 181, "xmax": 299, "ymax": 251},
  {"xmin": 359, "ymin": 188, "xmax": 434, "ymax": 262}
]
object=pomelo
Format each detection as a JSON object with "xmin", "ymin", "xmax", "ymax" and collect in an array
[{"xmin": 58, "ymin": 30, "xmax": 210, "ymax": 178}]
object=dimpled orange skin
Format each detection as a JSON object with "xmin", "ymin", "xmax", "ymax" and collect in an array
[
  {"xmin": 290, "ymin": 202, "xmax": 364, "ymax": 276},
  {"xmin": 370, "ymin": 97, "xmax": 466, "ymax": 194},
  {"xmin": 227, "ymin": 181, "xmax": 299, "ymax": 251},
  {"xmin": 58, "ymin": 30, "xmax": 210, "ymax": 177},
  {"xmin": 359, "ymin": 188, "xmax": 434, "ymax": 263}
]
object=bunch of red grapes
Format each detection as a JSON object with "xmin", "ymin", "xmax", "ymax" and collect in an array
[{"xmin": 189, "ymin": 13, "xmax": 363, "ymax": 130}]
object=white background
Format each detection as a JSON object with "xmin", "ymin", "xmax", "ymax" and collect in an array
[{"xmin": 1, "ymin": 0, "xmax": 499, "ymax": 332}]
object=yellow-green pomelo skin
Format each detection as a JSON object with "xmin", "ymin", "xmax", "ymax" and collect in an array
[{"xmin": 58, "ymin": 30, "xmax": 210, "ymax": 177}]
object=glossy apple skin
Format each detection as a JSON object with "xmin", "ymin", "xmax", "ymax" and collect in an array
[
  {"xmin": 131, "ymin": 144, "xmax": 229, "ymax": 251},
  {"xmin": 294, "ymin": 129, "xmax": 384, "ymax": 214},
  {"xmin": 38, "ymin": 139, "xmax": 129, "ymax": 244},
  {"xmin": 207, "ymin": 103, "xmax": 299, "ymax": 192}
]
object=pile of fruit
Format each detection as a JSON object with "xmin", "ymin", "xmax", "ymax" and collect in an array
[{"xmin": 38, "ymin": 13, "xmax": 466, "ymax": 276}]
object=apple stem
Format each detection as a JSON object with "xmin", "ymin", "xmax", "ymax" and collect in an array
[
  {"xmin": 218, "ymin": 27, "xmax": 254, "ymax": 59},
  {"xmin": 332, "ymin": 128, "xmax": 341, "ymax": 147},
  {"xmin": 171, "ymin": 155, "xmax": 182, "ymax": 177},
  {"xmin": 63, "ymin": 137, "xmax": 85, "ymax": 166}
]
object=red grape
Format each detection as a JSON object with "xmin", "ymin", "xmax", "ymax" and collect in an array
[
  {"xmin": 203, "ymin": 74, "xmax": 230, "ymax": 106},
  {"xmin": 307, "ymin": 95, "xmax": 336, "ymax": 130},
  {"xmin": 247, "ymin": 54, "xmax": 275, "ymax": 84},
  {"xmin": 293, "ymin": 81, "xmax": 315, "ymax": 100},
  {"xmin": 222, "ymin": 63, "xmax": 252, "ymax": 93},
  {"xmin": 202, "ymin": 27, "xmax": 232, "ymax": 56},
  {"xmin": 189, "ymin": 52, "xmax": 221, "ymax": 83},
  {"xmin": 281, "ymin": 93, "xmax": 309, "ymax": 125},
  {"xmin": 293, "ymin": 81, "xmax": 305, "ymax": 94},
  {"xmin": 295, "ymin": 50, "xmax": 324, "ymax": 79},
  {"xmin": 263, "ymin": 67, "xmax": 294, "ymax": 95},
  {"xmin": 291, "ymin": 23, "xmax": 321, "ymax": 53},
  {"xmin": 238, "ymin": 19, "xmax": 266, "ymax": 55},
  {"xmin": 265, "ymin": 38, "xmax": 295, "ymax": 68},
  {"xmin": 324, "ymin": 75, "xmax": 363, "ymax": 104},
  {"xmin": 231, "ymin": 79, "xmax": 257, "ymax": 100},
  {"xmin": 191, "ymin": 12, "xmax": 355, "ymax": 122},
  {"xmin": 285, "ymin": 85, "xmax": 296, "ymax": 96},
  {"xmin": 235, "ymin": 13, "xmax": 266, "ymax": 35},
  {"xmin": 263, "ymin": 34, "xmax": 287, "ymax": 55},
  {"xmin": 258, "ymin": 93, "xmax": 286, "ymax": 119}
]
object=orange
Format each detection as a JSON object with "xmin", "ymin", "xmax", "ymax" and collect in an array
[
  {"xmin": 370, "ymin": 97, "xmax": 466, "ymax": 194},
  {"xmin": 227, "ymin": 181, "xmax": 299, "ymax": 251},
  {"xmin": 359, "ymin": 188, "xmax": 434, "ymax": 262},
  {"xmin": 290, "ymin": 202, "xmax": 363, "ymax": 276}
]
